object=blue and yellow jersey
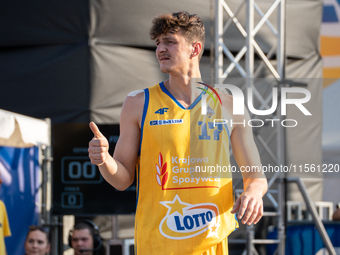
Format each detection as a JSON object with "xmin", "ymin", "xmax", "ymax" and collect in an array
[{"xmin": 135, "ymin": 82, "xmax": 237, "ymax": 255}]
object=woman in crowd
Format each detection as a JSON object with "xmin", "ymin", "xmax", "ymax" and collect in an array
[{"xmin": 24, "ymin": 225, "xmax": 50, "ymax": 255}]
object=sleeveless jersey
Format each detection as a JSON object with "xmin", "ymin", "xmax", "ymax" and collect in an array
[
  {"xmin": 135, "ymin": 82, "xmax": 238, "ymax": 255},
  {"xmin": 0, "ymin": 201, "xmax": 11, "ymax": 255}
]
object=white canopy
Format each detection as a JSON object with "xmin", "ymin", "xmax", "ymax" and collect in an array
[{"xmin": 0, "ymin": 109, "xmax": 50, "ymax": 147}]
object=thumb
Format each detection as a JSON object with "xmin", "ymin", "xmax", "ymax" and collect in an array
[
  {"xmin": 89, "ymin": 122, "xmax": 104, "ymax": 138},
  {"xmin": 231, "ymin": 197, "xmax": 241, "ymax": 214}
]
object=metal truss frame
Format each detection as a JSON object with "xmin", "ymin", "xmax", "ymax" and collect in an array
[{"xmin": 214, "ymin": 0, "xmax": 286, "ymax": 254}]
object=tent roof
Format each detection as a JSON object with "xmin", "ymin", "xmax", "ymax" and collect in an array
[{"xmin": 0, "ymin": 109, "xmax": 50, "ymax": 147}]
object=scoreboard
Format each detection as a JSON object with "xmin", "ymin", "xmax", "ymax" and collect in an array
[{"xmin": 52, "ymin": 123, "xmax": 136, "ymax": 215}]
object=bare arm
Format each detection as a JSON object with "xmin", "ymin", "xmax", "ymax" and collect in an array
[
  {"xmin": 227, "ymin": 103, "xmax": 268, "ymax": 225},
  {"xmin": 88, "ymin": 93, "xmax": 143, "ymax": 191}
]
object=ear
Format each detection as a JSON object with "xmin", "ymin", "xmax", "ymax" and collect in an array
[
  {"xmin": 191, "ymin": 42, "xmax": 202, "ymax": 59},
  {"xmin": 46, "ymin": 244, "xmax": 51, "ymax": 253}
]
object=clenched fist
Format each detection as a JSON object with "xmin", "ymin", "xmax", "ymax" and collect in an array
[{"xmin": 88, "ymin": 122, "xmax": 110, "ymax": 166}]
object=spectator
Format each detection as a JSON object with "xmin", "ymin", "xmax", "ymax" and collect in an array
[
  {"xmin": 0, "ymin": 170, "xmax": 11, "ymax": 255},
  {"xmin": 69, "ymin": 220, "xmax": 103, "ymax": 255},
  {"xmin": 24, "ymin": 225, "xmax": 50, "ymax": 255}
]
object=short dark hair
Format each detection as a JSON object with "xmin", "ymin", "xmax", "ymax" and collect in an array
[
  {"xmin": 73, "ymin": 221, "xmax": 94, "ymax": 237},
  {"xmin": 26, "ymin": 225, "xmax": 50, "ymax": 243},
  {"xmin": 150, "ymin": 11, "xmax": 205, "ymax": 58}
]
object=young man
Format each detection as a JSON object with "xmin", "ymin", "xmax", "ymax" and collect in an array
[
  {"xmin": 88, "ymin": 11, "xmax": 267, "ymax": 255},
  {"xmin": 69, "ymin": 221, "xmax": 102, "ymax": 255},
  {"xmin": 0, "ymin": 171, "xmax": 11, "ymax": 255}
]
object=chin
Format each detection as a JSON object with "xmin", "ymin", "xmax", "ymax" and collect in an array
[{"xmin": 160, "ymin": 66, "xmax": 171, "ymax": 74}]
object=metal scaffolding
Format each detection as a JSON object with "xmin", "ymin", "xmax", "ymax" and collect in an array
[
  {"xmin": 214, "ymin": 0, "xmax": 286, "ymax": 254},
  {"xmin": 214, "ymin": 1, "xmax": 337, "ymax": 255}
]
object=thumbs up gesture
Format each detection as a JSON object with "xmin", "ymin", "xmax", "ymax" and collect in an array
[{"xmin": 88, "ymin": 122, "xmax": 109, "ymax": 166}]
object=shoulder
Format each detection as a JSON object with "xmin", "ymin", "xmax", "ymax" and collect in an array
[
  {"xmin": 123, "ymin": 83, "xmax": 162, "ymax": 110},
  {"xmin": 121, "ymin": 90, "xmax": 145, "ymax": 123},
  {"xmin": 127, "ymin": 90, "xmax": 144, "ymax": 97},
  {"xmin": 125, "ymin": 89, "xmax": 145, "ymax": 105},
  {"xmin": 121, "ymin": 83, "xmax": 160, "ymax": 126}
]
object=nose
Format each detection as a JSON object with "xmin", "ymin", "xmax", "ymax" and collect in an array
[
  {"xmin": 76, "ymin": 240, "xmax": 84, "ymax": 246},
  {"xmin": 156, "ymin": 42, "xmax": 166, "ymax": 55}
]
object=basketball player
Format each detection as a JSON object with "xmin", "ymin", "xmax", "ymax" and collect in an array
[{"xmin": 88, "ymin": 11, "xmax": 267, "ymax": 255}]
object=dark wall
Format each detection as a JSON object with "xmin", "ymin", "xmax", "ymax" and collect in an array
[{"xmin": 0, "ymin": 0, "xmax": 91, "ymax": 123}]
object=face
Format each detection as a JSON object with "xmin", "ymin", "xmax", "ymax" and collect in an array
[
  {"xmin": 155, "ymin": 31, "xmax": 194, "ymax": 74},
  {"xmin": 71, "ymin": 228, "xmax": 94, "ymax": 255},
  {"xmin": 25, "ymin": 230, "xmax": 50, "ymax": 255}
]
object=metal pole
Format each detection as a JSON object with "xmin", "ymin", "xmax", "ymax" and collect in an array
[
  {"xmin": 210, "ymin": 0, "xmax": 216, "ymax": 85},
  {"xmin": 246, "ymin": 224, "xmax": 255, "ymax": 255},
  {"xmin": 276, "ymin": 81, "xmax": 286, "ymax": 255},
  {"xmin": 277, "ymin": 179, "xmax": 285, "ymax": 255},
  {"xmin": 246, "ymin": 0, "xmax": 254, "ymax": 80},
  {"xmin": 42, "ymin": 118, "xmax": 57, "ymax": 253},
  {"xmin": 41, "ymin": 119, "xmax": 52, "ymax": 226},
  {"xmin": 112, "ymin": 215, "xmax": 118, "ymax": 239},
  {"xmin": 246, "ymin": 3, "xmax": 255, "ymax": 254},
  {"xmin": 277, "ymin": 1, "xmax": 286, "ymax": 254},
  {"xmin": 41, "ymin": 144, "xmax": 47, "ymax": 225},
  {"xmin": 215, "ymin": 0, "xmax": 223, "ymax": 82},
  {"xmin": 277, "ymin": 0, "xmax": 286, "ymax": 78}
]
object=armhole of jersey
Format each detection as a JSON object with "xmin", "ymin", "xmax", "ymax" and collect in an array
[
  {"xmin": 136, "ymin": 88, "xmax": 148, "ymax": 255},
  {"xmin": 136, "ymin": 162, "xmax": 140, "ymax": 211},
  {"xmin": 139, "ymin": 88, "xmax": 149, "ymax": 155}
]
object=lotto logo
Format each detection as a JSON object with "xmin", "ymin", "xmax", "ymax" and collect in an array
[{"xmin": 159, "ymin": 195, "xmax": 220, "ymax": 240}]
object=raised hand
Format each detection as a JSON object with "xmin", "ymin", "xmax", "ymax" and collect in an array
[{"xmin": 88, "ymin": 122, "xmax": 110, "ymax": 166}]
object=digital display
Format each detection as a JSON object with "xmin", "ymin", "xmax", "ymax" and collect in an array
[
  {"xmin": 61, "ymin": 156, "xmax": 103, "ymax": 184},
  {"xmin": 52, "ymin": 123, "xmax": 136, "ymax": 215}
]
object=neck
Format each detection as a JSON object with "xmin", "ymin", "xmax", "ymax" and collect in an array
[{"xmin": 164, "ymin": 67, "xmax": 202, "ymax": 108}]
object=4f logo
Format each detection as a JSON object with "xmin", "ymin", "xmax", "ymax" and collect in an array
[{"xmin": 155, "ymin": 108, "xmax": 169, "ymax": 115}]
